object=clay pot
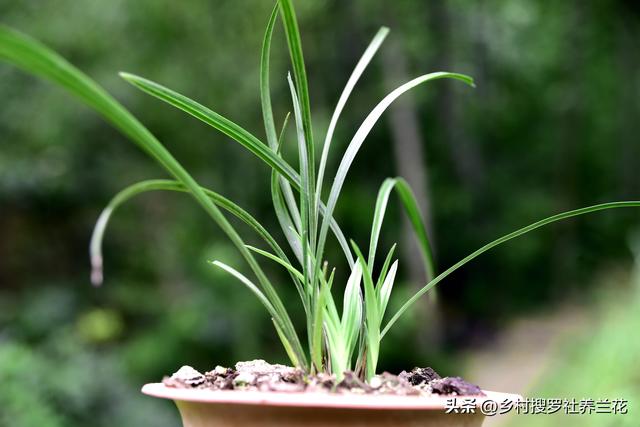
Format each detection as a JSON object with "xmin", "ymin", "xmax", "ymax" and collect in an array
[{"xmin": 142, "ymin": 383, "xmax": 520, "ymax": 427}]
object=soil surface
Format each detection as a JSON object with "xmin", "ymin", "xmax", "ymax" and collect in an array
[{"xmin": 162, "ymin": 360, "xmax": 483, "ymax": 396}]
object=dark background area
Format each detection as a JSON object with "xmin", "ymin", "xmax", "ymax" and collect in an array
[{"xmin": 1, "ymin": 1, "xmax": 639, "ymax": 426}]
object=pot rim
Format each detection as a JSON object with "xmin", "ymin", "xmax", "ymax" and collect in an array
[{"xmin": 142, "ymin": 383, "xmax": 521, "ymax": 410}]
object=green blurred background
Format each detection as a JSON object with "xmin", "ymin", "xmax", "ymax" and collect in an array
[{"xmin": 1, "ymin": 0, "xmax": 639, "ymax": 426}]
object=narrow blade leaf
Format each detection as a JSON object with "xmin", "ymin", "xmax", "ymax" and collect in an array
[
  {"xmin": 120, "ymin": 72, "xmax": 300, "ymax": 185},
  {"xmin": 382, "ymin": 201, "xmax": 640, "ymax": 337},
  {"xmin": 279, "ymin": 0, "xmax": 314, "ymax": 168},
  {"xmin": 316, "ymin": 27, "xmax": 389, "ymax": 202},
  {"xmin": 0, "ymin": 26, "xmax": 306, "ymax": 366},
  {"xmin": 379, "ymin": 260, "xmax": 398, "ymax": 318},
  {"xmin": 368, "ymin": 177, "xmax": 435, "ymax": 281},
  {"xmin": 260, "ymin": 2, "xmax": 280, "ymax": 150},
  {"xmin": 315, "ymin": 72, "xmax": 474, "ymax": 290}
]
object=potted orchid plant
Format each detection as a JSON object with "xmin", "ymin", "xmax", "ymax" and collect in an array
[{"xmin": 1, "ymin": 1, "xmax": 637, "ymax": 426}]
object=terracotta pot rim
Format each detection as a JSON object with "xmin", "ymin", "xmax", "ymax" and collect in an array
[{"xmin": 142, "ymin": 383, "xmax": 521, "ymax": 410}]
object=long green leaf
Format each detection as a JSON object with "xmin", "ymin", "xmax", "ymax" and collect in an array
[
  {"xmin": 378, "ymin": 260, "xmax": 398, "ymax": 318},
  {"xmin": 311, "ymin": 275, "xmax": 328, "ymax": 372},
  {"xmin": 314, "ymin": 72, "xmax": 474, "ymax": 296},
  {"xmin": 261, "ymin": 6, "xmax": 303, "ymax": 235},
  {"xmin": 368, "ymin": 177, "xmax": 435, "ymax": 280},
  {"xmin": 287, "ymin": 74, "xmax": 313, "ymax": 291},
  {"xmin": 245, "ymin": 245, "xmax": 304, "ymax": 282},
  {"xmin": 121, "ymin": 72, "xmax": 353, "ymax": 266},
  {"xmin": 120, "ymin": 72, "xmax": 300, "ymax": 185},
  {"xmin": 376, "ymin": 244, "xmax": 397, "ymax": 289},
  {"xmin": 319, "ymin": 271, "xmax": 349, "ymax": 378},
  {"xmin": 322, "ymin": 306, "xmax": 345, "ymax": 377},
  {"xmin": 271, "ymin": 318, "xmax": 303, "ymax": 369},
  {"xmin": 287, "ymin": 75, "xmax": 316, "ymax": 273},
  {"xmin": 260, "ymin": 2, "xmax": 280, "ymax": 150},
  {"xmin": 316, "ymin": 27, "xmax": 389, "ymax": 206},
  {"xmin": 382, "ymin": 201, "xmax": 640, "ymax": 337},
  {"xmin": 322, "ymin": 270, "xmax": 340, "ymax": 323},
  {"xmin": 271, "ymin": 113, "xmax": 304, "ymax": 264},
  {"xmin": 342, "ymin": 262, "xmax": 363, "ymax": 362},
  {"xmin": 351, "ymin": 242, "xmax": 380, "ymax": 381},
  {"xmin": 212, "ymin": 260, "xmax": 302, "ymax": 367},
  {"xmin": 89, "ymin": 179, "xmax": 293, "ymax": 286},
  {"xmin": 279, "ymin": 0, "xmax": 318, "ymax": 262},
  {"xmin": 244, "ymin": 244, "xmax": 308, "ymax": 315},
  {"xmin": 276, "ymin": 114, "xmax": 304, "ymax": 234},
  {"xmin": 272, "ymin": 168, "xmax": 304, "ymax": 264},
  {"xmin": 210, "ymin": 261, "xmax": 278, "ymax": 316},
  {"xmin": 262, "ymin": 3, "xmax": 305, "ymax": 237},
  {"xmin": 0, "ymin": 26, "xmax": 306, "ymax": 367},
  {"xmin": 272, "ymin": 111, "xmax": 315, "ymax": 365},
  {"xmin": 279, "ymin": 0, "xmax": 314, "ymax": 175}
]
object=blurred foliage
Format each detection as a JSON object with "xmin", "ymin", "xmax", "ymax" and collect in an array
[
  {"xmin": 509, "ymin": 240, "xmax": 640, "ymax": 426},
  {"xmin": 0, "ymin": 287, "xmax": 178, "ymax": 427},
  {"xmin": 0, "ymin": 0, "xmax": 639, "ymax": 426}
]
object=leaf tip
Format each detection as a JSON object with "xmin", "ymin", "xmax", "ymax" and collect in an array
[
  {"xmin": 461, "ymin": 75, "xmax": 476, "ymax": 88},
  {"xmin": 90, "ymin": 254, "xmax": 103, "ymax": 287},
  {"xmin": 90, "ymin": 270, "xmax": 103, "ymax": 287},
  {"xmin": 118, "ymin": 71, "xmax": 138, "ymax": 84}
]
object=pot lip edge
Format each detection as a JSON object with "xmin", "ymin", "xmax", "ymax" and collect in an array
[{"xmin": 141, "ymin": 383, "xmax": 522, "ymax": 410}]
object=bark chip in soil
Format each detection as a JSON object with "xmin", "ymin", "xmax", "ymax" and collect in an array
[
  {"xmin": 398, "ymin": 367, "xmax": 441, "ymax": 386},
  {"xmin": 430, "ymin": 377, "xmax": 484, "ymax": 396}
]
